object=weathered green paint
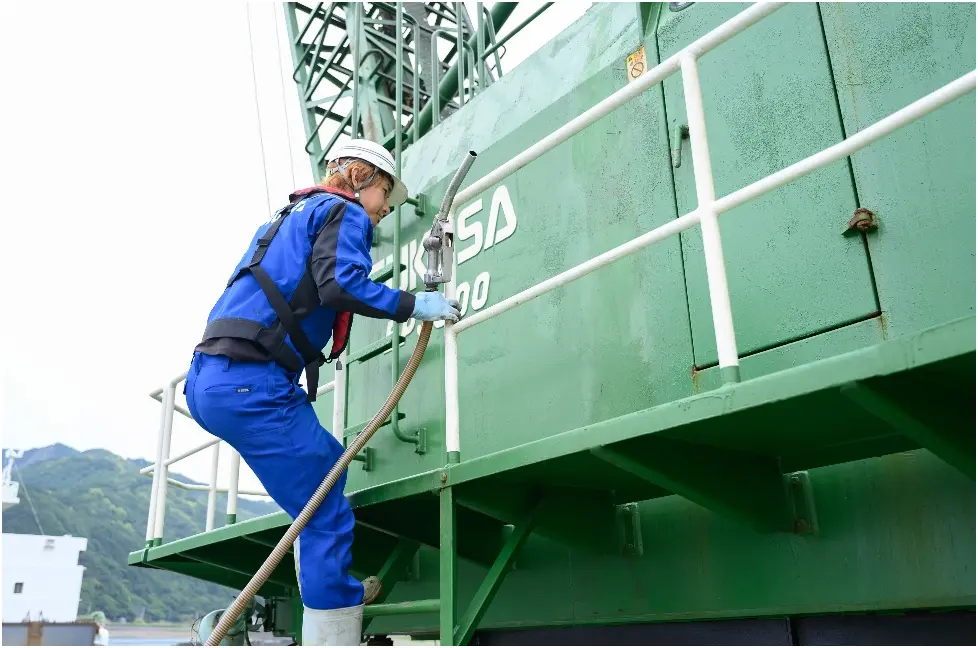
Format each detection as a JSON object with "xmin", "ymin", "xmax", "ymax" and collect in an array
[
  {"xmin": 134, "ymin": 3, "xmax": 976, "ymax": 640},
  {"xmin": 819, "ymin": 2, "xmax": 977, "ymax": 337},
  {"xmin": 659, "ymin": 2, "xmax": 879, "ymax": 368}
]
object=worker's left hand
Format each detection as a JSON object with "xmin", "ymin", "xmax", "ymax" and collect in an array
[{"xmin": 412, "ymin": 292, "xmax": 462, "ymax": 322}]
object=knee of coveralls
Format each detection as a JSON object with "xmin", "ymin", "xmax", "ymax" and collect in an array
[{"xmin": 185, "ymin": 352, "xmax": 364, "ymax": 610}]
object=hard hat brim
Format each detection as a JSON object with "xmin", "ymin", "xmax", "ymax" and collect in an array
[{"xmin": 389, "ymin": 177, "xmax": 408, "ymax": 208}]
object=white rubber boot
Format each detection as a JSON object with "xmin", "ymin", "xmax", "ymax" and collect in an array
[{"xmin": 302, "ymin": 604, "xmax": 364, "ymax": 646}]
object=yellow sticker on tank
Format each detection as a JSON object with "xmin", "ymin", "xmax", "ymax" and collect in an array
[{"xmin": 626, "ymin": 46, "xmax": 647, "ymax": 83}]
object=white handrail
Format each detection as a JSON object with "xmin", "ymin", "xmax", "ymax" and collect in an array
[
  {"xmin": 140, "ymin": 438, "xmax": 220, "ymax": 475},
  {"xmin": 448, "ymin": 2, "xmax": 787, "ymax": 209},
  {"xmin": 441, "ymin": 1, "xmax": 977, "ymax": 461},
  {"xmin": 150, "ymin": 474, "xmax": 268, "ymax": 498}
]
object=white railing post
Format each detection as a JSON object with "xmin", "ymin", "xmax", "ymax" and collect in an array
[
  {"xmin": 146, "ymin": 388, "xmax": 169, "ymax": 546},
  {"xmin": 332, "ymin": 355, "xmax": 346, "ymax": 444},
  {"xmin": 680, "ymin": 53, "xmax": 741, "ymax": 384},
  {"xmin": 227, "ymin": 449, "xmax": 241, "ymax": 524},
  {"xmin": 152, "ymin": 382, "xmax": 178, "ymax": 544},
  {"xmin": 205, "ymin": 441, "xmax": 221, "ymax": 532},
  {"xmin": 444, "ymin": 326, "xmax": 461, "ymax": 464},
  {"xmin": 443, "ymin": 207, "xmax": 462, "ymax": 464}
]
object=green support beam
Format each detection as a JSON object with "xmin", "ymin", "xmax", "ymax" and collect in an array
[
  {"xmin": 363, "ymin": 538, "xmax": 422, "ymax": 632},
  {"xmin": 440, "ymin": 487, "xmax": 457, "ymax": 646},
  {"xmin": 456, "ymin": 478, "xmax": 618, "ymax": 555},
  {"xmin": 590, "ymin": 436, "xmax": 794, "ymax": 532},
  {"xmin": 454, "ymin": 502, "xmax": 539, "ymax": 645},
  {"xmin": 174, "ymin": 552, "xmax": 295, "ymax": 591},
  {"xmin": 840, "ymin": 381, "xmax": 976, "ymax": 479},
  {"xmin": 355, "ymin": 494, "xmax": 507, "ymax": 566}
]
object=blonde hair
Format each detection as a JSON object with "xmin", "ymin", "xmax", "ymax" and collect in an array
[{"xmin": 321, "ymin": 159, "xmax": 390, "ymax": 193}]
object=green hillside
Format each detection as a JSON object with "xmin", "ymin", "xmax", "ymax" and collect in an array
[{"xmin": 1, "ymin": 445, "xmax": 280, "ymax": 622}]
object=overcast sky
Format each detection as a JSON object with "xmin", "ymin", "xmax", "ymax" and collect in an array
[{"xmin": 0, "ymin": 2, "xmax": 590, "ymax": 493}]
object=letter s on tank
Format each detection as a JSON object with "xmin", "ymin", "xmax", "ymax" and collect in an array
[{"xmin": 456, "ymin": 185, "xmax": 518, "ymax": 266}]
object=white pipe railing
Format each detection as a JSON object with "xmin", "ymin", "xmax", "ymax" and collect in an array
[
  {"xmin": 205, "ymin": 442, "xmax": 221, "ymax": 532},
  {"xmin": 442, "ymin": 2, "xmax": 977, "ymax": 461},
  {"xmin": 227, "ymin": 449, "xmax": 241, "ymax": 524},
  {"xmin": 331, "ymin": 354, "xmax": 346, "ymax": 444},
  {"xmin": 146, "ymin": 374, "xmax": 184, "ymax": 545},
  {"xmin": 140, "ymin": 438, "xmax": 220, "ymax": 475},
  {"xmin": 151, "ymin": 475, "xmax": 268, "ymax": 498}
]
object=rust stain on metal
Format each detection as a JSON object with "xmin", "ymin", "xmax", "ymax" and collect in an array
[
  {"xmin": 846, "ymin": 207, "xmax": 879, "ymax": 233},
  {"xmin": 690, "ymin": 365, "xmax": 702, "ymax": 393},
  {"xmin": 876, "ymin": 312, "xmax": 889, "ymax": 340}
]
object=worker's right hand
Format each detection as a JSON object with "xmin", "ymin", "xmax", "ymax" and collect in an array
[{"xmin": 412, "ymin": 292, "xmax": 462, "ymax": 322}]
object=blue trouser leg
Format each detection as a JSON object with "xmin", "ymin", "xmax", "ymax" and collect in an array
[{"xmin": 185, "ymin": 352, "xmax": 363, "ymax": 610}]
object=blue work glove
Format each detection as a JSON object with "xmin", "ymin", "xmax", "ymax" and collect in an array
[{"xmin": 412, "ymin": 292, "xmax": 462, "ymax": 322}]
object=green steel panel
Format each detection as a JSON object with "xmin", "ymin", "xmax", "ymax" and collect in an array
[
  {"xmin": 445, "ymin": 315, "xmax": 975, "ymax": 488},
  {"xmin": 658, "ymin": 2, "xmax": 879, "ymax": 367},
  {"xmin": 365, "ymin": 450, "xmax": 976, "ymax": 637},
  {"xmin": 336, "ymin": 3, "xmax": 697, "ymax": 492},
  {"xmin": 819, "ymin": 2, "xmax": 977, "ymax": 337}
]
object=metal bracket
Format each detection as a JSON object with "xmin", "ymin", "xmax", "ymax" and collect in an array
[
  {"xmin": 352, "ymin": 447, "xmax": 375, "ymax": 471},
  {"xmin": 844, "ymin": 207, "xmax": 879, "ymax": 236},
  {"xmin": 415, "ymin": 427, "xmax": 428, "ymax": 455},
  {"xmin": 410, "ymin": 192, "xmax": 428, "ymax": 218},
  {"xmin": 787, "ymin": 471, "xmax": 818, "ymax": 535},
  {"xmin": 616, "ymin": 503, "xmax": 644, "ymax": 557}
]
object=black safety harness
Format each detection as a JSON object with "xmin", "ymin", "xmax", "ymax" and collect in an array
[{"xmin": 201, "ymin": 188, "xmax": 353, "ymax": 402}]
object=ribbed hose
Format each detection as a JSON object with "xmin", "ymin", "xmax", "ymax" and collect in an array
[{"xmin": 205, "ymin": 322, "xmax": 434, "ymax": 646}]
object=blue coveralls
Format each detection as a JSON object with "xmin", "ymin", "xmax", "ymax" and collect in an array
[{"xmin": 185, "ymin": 187, "xmax": 415, "ymax": 610}]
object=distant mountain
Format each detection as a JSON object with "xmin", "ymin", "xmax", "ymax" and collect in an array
[
  {"xmin": 1, "ymin": 445, "xmax": 280, "ymax": 622},
  {"xmin": 6, "ymin": 443, "xmax": 82, "ymax": 468}
]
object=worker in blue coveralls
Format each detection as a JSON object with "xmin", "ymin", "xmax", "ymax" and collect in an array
[{"xmin": 185, "ymin": 139, "xmax": 460, "ymax": 645}]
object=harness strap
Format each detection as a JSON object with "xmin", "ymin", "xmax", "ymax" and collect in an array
[{"xmin": 229, "ymin": 191, "xmax": 329, "ymax": 401}]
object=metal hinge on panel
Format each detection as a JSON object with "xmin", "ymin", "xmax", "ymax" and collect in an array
[
  {"xmin": 616, "ymin": 503, "xmax": 644, "ymax": 556},
  {"xmin": 787, "ymin": 471, "xmax": 818, "ymax": 535},
  {"xmin": 843, "ymin": 208, "xmax": 879, "ymax": 236}
]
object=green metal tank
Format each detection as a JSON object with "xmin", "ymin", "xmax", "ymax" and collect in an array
[{"xmin": 130, "ymin": 3, "xmax": 976, "ymax": 644}]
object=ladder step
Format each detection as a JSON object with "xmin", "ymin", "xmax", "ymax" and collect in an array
[
  {"xmin": 364, "ymin": 598, "xmax": 440, "ymax": 618},
  {"xmin": 348, "ymin": 335, "xmax": 406, "ymax": 364}
]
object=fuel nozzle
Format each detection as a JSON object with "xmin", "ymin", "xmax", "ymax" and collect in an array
[{"xmin": 424, "ymin": 151, "xmax": 477, "ymax": 291}]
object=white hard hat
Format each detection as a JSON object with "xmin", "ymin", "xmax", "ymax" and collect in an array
[{"xmin": 327, "ymin": 139, "xmax": 408, "ymax": 208}]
